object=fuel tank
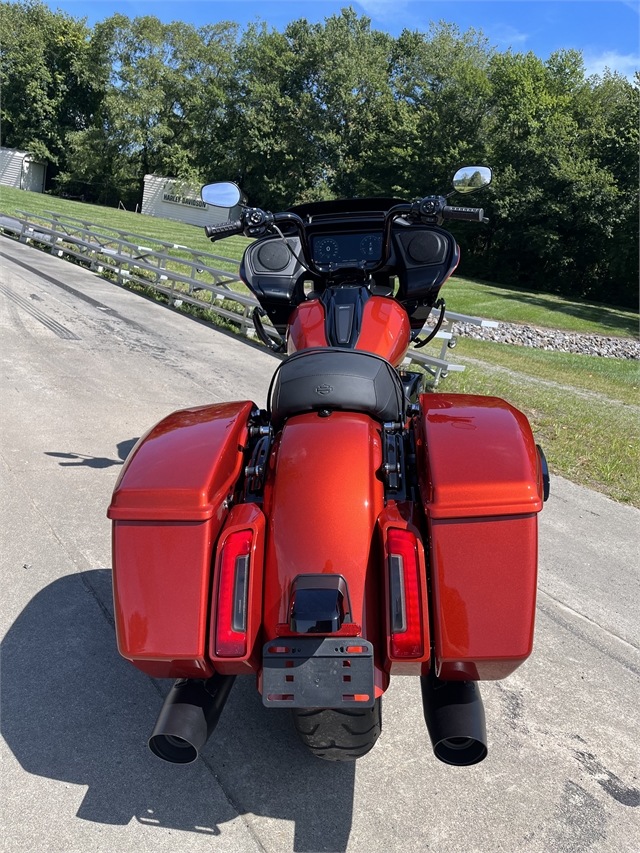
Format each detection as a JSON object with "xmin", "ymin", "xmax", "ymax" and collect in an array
[
  {"xmin": 261, "ymin": 410, "xmax": 389, "ymax": 695},
  {"xmin": 355, "ymin": 296, "xmax": 410, "ymax": 367},
  {"xmin": 287, "ymin": 295, "xmax": 410, "ymax": 367}
]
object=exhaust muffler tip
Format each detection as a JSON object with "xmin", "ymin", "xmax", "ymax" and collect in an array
[
  {"xmin": 420, "ymin": 670, "xmax": 488, "ymax": 766},
  {"xmin": 149, "ymin": 734, "xmax": 199, "ymax": 764},
  {"xmin": 148, "ymin": 699, "xmax": 205, "ymax": 764},
  {"xmin": 148, "ymin": 674, "xmax": 236, "ymax": 764}
]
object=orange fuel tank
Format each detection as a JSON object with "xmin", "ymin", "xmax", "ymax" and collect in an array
[
  {"xmin": 287, "ymin": 296, "xmax": 410, "ymax": 367},
  {"xmin": 287, "ymin": 299, "xmax": 328, "ymax": 354},
  {"xmin": 355, "ymin": 296, "xmax": 410, "ymax": 367}
]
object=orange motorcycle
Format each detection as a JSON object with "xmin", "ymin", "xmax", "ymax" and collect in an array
[{"xmin": 108, "ymin": 167, "xmax": 549, "ymax": 766}]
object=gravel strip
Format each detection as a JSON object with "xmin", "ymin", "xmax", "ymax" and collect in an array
[{"xmin": 451, "ymin": 321, "xmax": 640, "ymax": 360}]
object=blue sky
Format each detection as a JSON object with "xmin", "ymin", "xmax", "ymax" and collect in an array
[{"xmin": 45, "ymin": 0, "xmax": 638, "ymax": 79}]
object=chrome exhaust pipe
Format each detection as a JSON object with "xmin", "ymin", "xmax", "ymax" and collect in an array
[
  {"xmin": 148, "ymin": 673, "xmax": 236, "ymax": 764},
  {"xmin": 420, "ymin": 670, "xmax": 488, "ymax": 766}
]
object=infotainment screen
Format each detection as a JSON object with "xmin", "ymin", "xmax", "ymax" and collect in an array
[{"xmin": 312, "ymin": 233, "xmax": 383, "ymax": 265}]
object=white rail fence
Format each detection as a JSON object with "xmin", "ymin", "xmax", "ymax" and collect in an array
[{"xmin": 0, "ymin": 210, "xmax": 498, "ymax": 383}]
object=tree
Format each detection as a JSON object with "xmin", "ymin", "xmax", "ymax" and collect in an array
[
  {"xmin": 0, "ymin": 0, "xmax": 105, "ymax": 182},
  {"xmin": 218, "ymin": 19, "xmax": 324, "ymax": 208},
  {"xmin": 387, "ymin": 23, "xmax": 493, "ymax": 197},
  {"xmin": 57, "ymin": 14, "xmax": 237, "ymax": 205},
  {"xmin": 457, "ymin": 49, "xmax": 639, "ymax": 306}
]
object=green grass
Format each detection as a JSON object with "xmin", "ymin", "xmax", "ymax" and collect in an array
[
  {"xmin": 451, "ymin": 338, "xmax": 640, "ymax": 405},
  {"xmin": 441, "ymin": 276, "xmax": 638, "ymax": 338},
  {"xmin": 413, "ymin": 336, "xmax": 639, "ymax": 505}
]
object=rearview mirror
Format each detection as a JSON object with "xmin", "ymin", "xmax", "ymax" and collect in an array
[
  {"xmin": 201, "ymin": 181, "xmax": 242, "ymax": 208},
  {"xmin": 452, "ymin": 166, "xmax": 492, "ymax": 194}
]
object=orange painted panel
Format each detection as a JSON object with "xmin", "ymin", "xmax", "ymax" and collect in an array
[
  {"xmin": 286, "ymin": 299, "xmax": 328, "ymax": 354},
  {"xmin": 112, "ymin": 519, "xmax": 216, "ymax": 678},
  {"xmin": 109, "ymin": 401, "xmax": 255, "ymax": 678},
  {"xmin": 355, "ymin": 296, "xmax": 410, "ymax": 367},
  {"xmin": 429, "ymin": 514, "xmax": 538, "ymax": 680},
  {"xmin": 418, "ymin": 394, "xmax": 542, "ymax": 518},
  {"xmin": 109, "ymin": 401, "xmax": 254, "ymax": 521},
  {"xmin": 416, "ymin": 393, "xmax": 541, "ymax": 680}
]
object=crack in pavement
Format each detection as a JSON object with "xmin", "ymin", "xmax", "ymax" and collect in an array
[{"xmin": 536, "ymin": 590, "xmax": 640, "ymax": 677}]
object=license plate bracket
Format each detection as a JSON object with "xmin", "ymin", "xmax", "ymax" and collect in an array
[{"xmin": 262, "ymin": 637, "xmax": 375, "ymax": 708}]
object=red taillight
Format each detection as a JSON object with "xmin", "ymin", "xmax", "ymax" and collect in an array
[
  {"xmin": 388, "ymin": 528, "xmax": 423, "ymax": 658},
  {"xmin": 215, "ymin": 529, "xmax": 252, "ymax": 657}
]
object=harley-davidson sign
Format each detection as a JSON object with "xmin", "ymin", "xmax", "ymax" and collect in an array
[{"xmin": 162, "ymin": 192, "xmax": 207, "ymax": 209}]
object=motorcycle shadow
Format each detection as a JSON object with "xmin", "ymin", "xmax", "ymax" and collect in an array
[
  {"xmin": 1, "ymin": 570, "xmax": 354, "ymax": 852},
  {"xmin": 44, "ymin": 437, "xmax": 140, "ymax": 469}
]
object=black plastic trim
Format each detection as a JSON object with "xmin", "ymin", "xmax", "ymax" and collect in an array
[
  {"xmin": 288, "ymin": 574, "xmax": 353, "ymax": 634},
  {"xmin": 322, "ymin": 287, "xmax": 370, "ymax": 349},
  {"xmin": 536, "ymin": 444, "xmax": 551, "ymax": 501}
]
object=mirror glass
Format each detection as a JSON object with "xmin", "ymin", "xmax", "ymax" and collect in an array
[
  {"xmin": 201, "ymin": 181, "xmax": 242, "ymax": 208},
  {"xmin": 452, "ymin": 166, "xmax": 492, "ymax": 194}
]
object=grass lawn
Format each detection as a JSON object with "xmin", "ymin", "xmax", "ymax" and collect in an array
[
  {"xmin": 452, "ymin": 337, "xmax": 640, "ymax": 405},
  {"xmin": 440, "ymin": 277, "xmax": 638, "ymax": 338}
]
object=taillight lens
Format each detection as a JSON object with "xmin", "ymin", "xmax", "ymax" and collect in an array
[
  {"xmin": 215, "ymin": 529, "xmax": 252, "ymax": 657},
  {"xmin": 388, "ymin": 528, "xmax": 423, "ymax": 658}
]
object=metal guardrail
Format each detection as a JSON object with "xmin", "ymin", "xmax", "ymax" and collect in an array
[
  {"xmin": 1, "ymin": 210, "xmax": 277, "ymax": 340},
  {"xmin": 1, "ymin": 209, "xmax": 499, "ymax": 383}
]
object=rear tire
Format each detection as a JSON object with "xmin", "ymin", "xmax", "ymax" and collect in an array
[{"xmin": 291, "ymin": 699, "xmax": 382, "ymax": 761}]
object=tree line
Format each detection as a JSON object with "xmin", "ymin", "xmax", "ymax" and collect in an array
[{"xmin": 1, "ymin": 1, "xmax": 637, "ymax": 307}]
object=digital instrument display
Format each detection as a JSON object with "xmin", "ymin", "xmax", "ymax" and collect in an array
[{"xmin": 312, "ymin": 233, "xmax": 383, "ymax": 266}]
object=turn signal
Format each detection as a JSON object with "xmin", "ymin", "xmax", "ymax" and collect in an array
[
  {"xmin": 388, "ymin": 528, "xmax": 423, "ymax": 658},
  {"xmin": 215, "ymin": 529, "xmax": 252, "ymax": 657}
]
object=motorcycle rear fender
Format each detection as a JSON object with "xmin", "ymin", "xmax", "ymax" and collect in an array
[
  {"xmin": 416, "ymin": 394, "xmax": 542, "ymax": 680},
  {"xmin": 107, "ymin": 401, "xmax": 255, "ymax": 678},
  {"xmin": 260, "ymin": 411, "xmax": 389, "ymax": 697}
]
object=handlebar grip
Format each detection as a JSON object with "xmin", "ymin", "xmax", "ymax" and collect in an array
[
  {"xmin": 204, "ymin": 219, "xmax": 243, "ymax": 239},
  {"xmin": 442, "ymin": 206, "xmax": 484, "ymax": 222}
]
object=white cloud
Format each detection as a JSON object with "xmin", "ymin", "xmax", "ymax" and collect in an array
[
  {"xmin": 486, "ymin": 24, "xmax": 529, "ymax": 48},
  {"xmin": 620, "ymin": 1, "xmax": 640, "ymax": 16},
  {"xmin": 583, "ymin": 50, "xmax": 640, "ymax": 81},
  {"xmin": 357, "ymin": 0, "xmax": 412, "ymax": 22}
]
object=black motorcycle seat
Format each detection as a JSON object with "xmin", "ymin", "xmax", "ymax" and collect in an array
[{"xmin": 270, "ymin": 348, "xmax": 405, "ymax": 426}]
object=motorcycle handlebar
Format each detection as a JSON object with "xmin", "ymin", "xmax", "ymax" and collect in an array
[
  {"xmin": 204, "ymin": 219, "xmax": 244, "ymax": 240},
  {"xmin": 442, "ymin": 206, "xmax": 484, "ymax": 222}
]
